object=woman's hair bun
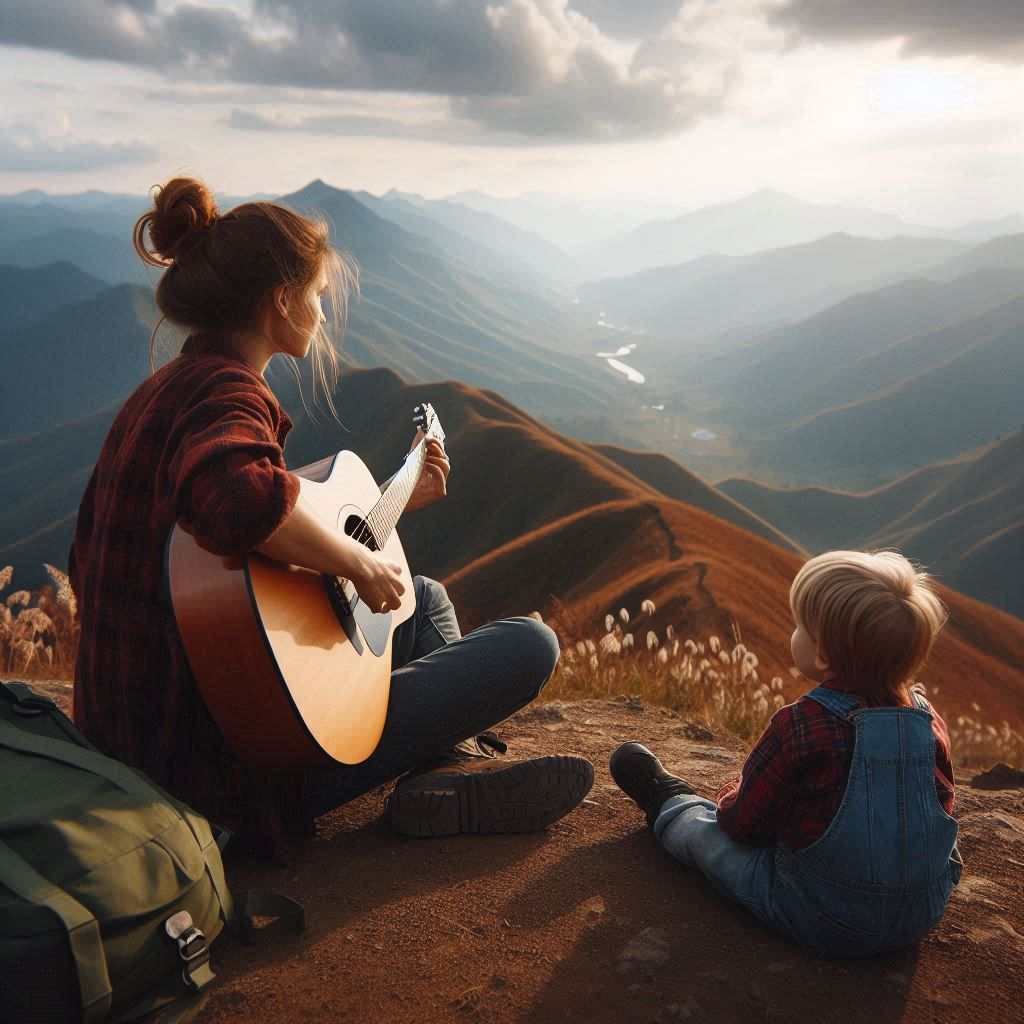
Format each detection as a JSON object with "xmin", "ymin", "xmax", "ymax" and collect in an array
[{"xmin": 135, "ymin": 177, "xmax": 220, "ymax": 266}]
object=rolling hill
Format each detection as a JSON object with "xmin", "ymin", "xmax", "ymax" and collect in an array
[
  {"xmin": 760, "ymin": 318, "xmax": 1024, "ymax": 487},
  {"xmin": 577, "ymin": 189, "xmax": 941, "ymax": 278},
  {"xmin": 685, "ymin": 266, "xmax": 1024, "ymax": 399},
  {"xmin": 363, "ymin": 190, "xmax": 581, "ymax": 286},
  {"xmin": 0, "ymin": 180, "xmax": 631, "ymax": 441},
  {"xmin": 4, "ymin": 366, "xmax": 1022, "ymax": 735},
  {"xmin": 720, "ymin": 432, "xmax": 1024, "ymax": 617},
  {"xmin": 0, "ymin": 262, "xmax": 109, "ymax": 331},
  {"xmin": 0, "ymin": 283, "xmax": 159, "ymax": 438},
  {"xmin": 579, "ymin": 233, "xmax": 966, "ymax": 340}
]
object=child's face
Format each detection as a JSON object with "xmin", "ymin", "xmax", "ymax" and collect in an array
[{"xmin": 791, "ymin": 624, "xmax": 827, "ymax": 682}]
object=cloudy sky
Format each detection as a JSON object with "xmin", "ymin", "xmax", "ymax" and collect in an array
[{"xmin": 1, "ymin": 0, "xmax": 1022, "ymax": 223}]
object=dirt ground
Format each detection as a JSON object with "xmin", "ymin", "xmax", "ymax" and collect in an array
[{"xmin": 152, "ymin": 696, "xmax": 1024, "ymax": 1024}]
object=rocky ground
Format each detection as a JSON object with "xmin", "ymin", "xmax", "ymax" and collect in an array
[{"xmin": 23, "ymin": 683, "xmax": 1024, "ymax": 1023}]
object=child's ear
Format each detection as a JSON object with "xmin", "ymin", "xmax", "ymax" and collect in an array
[{"xmin": 814, "ymin": 649, "xmax": 829, "ymax": 671}]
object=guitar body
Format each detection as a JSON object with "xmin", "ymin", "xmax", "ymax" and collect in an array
[{"xmin": 167, "ymin": 449, "xmax": 417, "ymax": 772}]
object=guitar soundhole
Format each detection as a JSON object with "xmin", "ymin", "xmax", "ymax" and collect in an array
[{"xmin": 343, "ymin": 514, "xmax": 379, "ymax": 551}]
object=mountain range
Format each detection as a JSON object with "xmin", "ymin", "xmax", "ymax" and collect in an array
[
  {"xmin": 1, "ymin": 183, "xmax": 1021, "ymax": 626},
  {"xmin": 6, "ymin": 365, "xmax": 1020, "ymax": 732}
]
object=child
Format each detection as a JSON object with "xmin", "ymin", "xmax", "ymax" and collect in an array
[{"xmin": 610, "ymin": 550, "xmax": 961, "ymax": 958}]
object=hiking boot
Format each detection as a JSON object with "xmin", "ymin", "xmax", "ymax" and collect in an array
[
  {"xmin": 388, "ymin": 754, "xmax": 595, "ymax": 837},
  {"xmin": 609, "ymin": 742, "xmax": 695, "ymax": 831}
]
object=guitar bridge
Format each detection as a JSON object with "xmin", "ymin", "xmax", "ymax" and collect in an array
[{"xmin": 324, "ymin": 575, "xmax": 353, "ymax": 618}]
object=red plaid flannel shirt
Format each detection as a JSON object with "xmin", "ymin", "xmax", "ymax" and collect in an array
[
  {"xmin": 716, "ymin": 681, "xmax": 956, "ymax": 850},
  {"xmin": 70, "ymin": 338, "xmax": 305, "ymax": 856}
]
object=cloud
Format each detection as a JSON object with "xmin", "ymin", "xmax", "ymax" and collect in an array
[
  {"xmin": 771, "ymin": 0, "xmax": 1024, "ymax": 62},
  {"xmin": 0, "ymin": 0, "xmax": 729, "ymax": 142},
  {"xmin": 566, "ymin": 0, "xmax": 684, "ymax": 39},
  {"xmin": 0, "ymin": 117, "xmax": 160, "ymax": 171},
  {"xmin": 226, "ymin": 107, "xmax": 445, "ymax": 141}
]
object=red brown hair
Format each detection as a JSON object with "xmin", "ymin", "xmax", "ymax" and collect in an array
[{"xmin": 133, "ymin": 176, "xmax": 357, "ymax": 418}]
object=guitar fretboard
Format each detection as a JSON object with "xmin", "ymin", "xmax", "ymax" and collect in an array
[{"xmin": 363, "ymin": 441, "xmax": 429, "ymax": 548}]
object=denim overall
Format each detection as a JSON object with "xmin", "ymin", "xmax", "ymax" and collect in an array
[{"xmin": 653, "ymin": 685, "xmax": 962, "ymax": 958}]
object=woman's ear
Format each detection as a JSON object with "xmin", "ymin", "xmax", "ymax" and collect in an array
[{"xmin": 272, "ymin": 283, "xmax": 289, "ymax": 318}]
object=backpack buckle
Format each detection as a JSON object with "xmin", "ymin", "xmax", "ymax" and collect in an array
[{"xmin": 165, "ymin": 911, "xmax": 215, "ymax": 991}]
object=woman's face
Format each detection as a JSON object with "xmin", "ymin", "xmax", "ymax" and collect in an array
[{"xmin": 273, "ymin": 269, "xmax": 328, "ymax": 358}]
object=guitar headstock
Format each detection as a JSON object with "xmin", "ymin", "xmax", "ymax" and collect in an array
[{"xmin": 413, "ymin": 403, "xmax": 446, "ymax": 449}]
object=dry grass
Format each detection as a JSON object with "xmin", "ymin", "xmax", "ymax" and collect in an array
[
  {"xmin": 946, "ymin": 709, "xmax": 1024, "ymax": 767},
  {"xmin": 4, "ymin": 563, "xmax": 1023, "ymax": 768},
  {"xmin": 0, "ymin": 565, "xmax": 79, "ymax": 682},
  {"xmin": 536, "ymin": 599, "xmax": 785, "ymax": 742},
  {"xmin": 535, "ymin": 599, "xmax": 1024, "ymax": 763}
]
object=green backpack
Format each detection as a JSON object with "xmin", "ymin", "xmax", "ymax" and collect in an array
[{"xmin": 0, "ymin": 682, "xmax": 302, "ymax": 1024}]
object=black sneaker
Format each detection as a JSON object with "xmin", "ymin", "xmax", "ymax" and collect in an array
[
  {"xmin": 609, "ymin": 742, "xmax": 695, "ymax": 830},
  {"xmin": 388, "ymin": 754, "xmax": 595, "ymax": 837}
]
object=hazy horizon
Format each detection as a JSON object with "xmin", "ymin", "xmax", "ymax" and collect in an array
[{"xmin": 2, "ymin": 2, "xmax": 1023, "ymax": 225}]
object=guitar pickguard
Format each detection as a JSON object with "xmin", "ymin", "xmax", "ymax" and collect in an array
[{"xmin": 350, "ymin": 600, "xmax": 393, "ymax": 657}]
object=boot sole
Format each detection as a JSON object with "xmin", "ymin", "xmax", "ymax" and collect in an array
[{"xmin": 388, "ymin": 755, "xmax": 595, "ymax": 837}]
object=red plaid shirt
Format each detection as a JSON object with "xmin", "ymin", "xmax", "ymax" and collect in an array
[
  {"xmin": 716, "ymin": 682, "xmax": 956, "ymax": 850},
  {"xmin": 70, "ymin": 337, "xmax": 305, "ymax": 856}
]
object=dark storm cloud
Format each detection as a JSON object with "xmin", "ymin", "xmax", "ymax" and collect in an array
[
  {"xmin": 0, "ymin": 0, "xmax": 725, "ymax": 142},
  {"xmin": 772, "ymin": 0, "xmax": 1024, "ymax": 61}
]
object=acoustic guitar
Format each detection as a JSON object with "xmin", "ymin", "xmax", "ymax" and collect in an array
[{"xmin": 166, "ymin": 403, "xmax": 446, "ymax": 773}]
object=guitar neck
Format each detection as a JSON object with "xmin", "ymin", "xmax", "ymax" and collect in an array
[{"xmin": 363, "ymin": 441, "xmax": 429, "ymax": 547}]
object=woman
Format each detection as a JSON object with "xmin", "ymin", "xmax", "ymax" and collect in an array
[{"xmin": 69, "ymin": 176, "xmax": 593, "ymax": 857}]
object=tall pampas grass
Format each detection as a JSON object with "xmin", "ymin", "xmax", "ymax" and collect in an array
[
  {"xmin": 0, "ymin": 565, "xmax": 79, "ymax": 680},
  {"xmin": 536, "ymin": 600, "xmax": 1024, "ymax": 761}
]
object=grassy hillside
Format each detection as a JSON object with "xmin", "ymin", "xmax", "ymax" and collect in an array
[
  {"xmin": 0, "ymin": 284, "xmax": 158, "ymax": 437},
  {"xmin": 720, "ymin": 432, "xmax": 1024, "ymax": 616},
  {"xmin": 764, "ymin": 320, "xmax": 1023, "ymax": 486},
  {"xmin": 5, "ymin": 367, "xmax": 1022, "ymax": 732},
  {"xmin": 690, "ymin": 267, "xmax": 1024, "ymax": 402}
]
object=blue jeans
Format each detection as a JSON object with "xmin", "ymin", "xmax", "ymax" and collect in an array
[
  {"xmin": 305, "ymin": 576, "xmax": 560, "ymax": 816},
  {"xmin": 653, "ymin": 686, "xmax": 962, "ymax": 958}
]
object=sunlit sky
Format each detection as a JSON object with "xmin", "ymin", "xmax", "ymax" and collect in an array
[{"xmin": 1, "ymin": 0, "xmax": 1022, "ymax": 224}]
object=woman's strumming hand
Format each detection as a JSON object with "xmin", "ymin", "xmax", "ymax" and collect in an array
[
  {"xmin": 349, "ymin": 550, "xmax": 406, "ymax": 614},
  {"xmin": 406, "ymin": 434, "xmax": 450, "ymax": 513}
]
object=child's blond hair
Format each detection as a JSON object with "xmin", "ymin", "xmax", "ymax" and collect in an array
[{"xmin": 789, "ymin": 550, "xmax": 948, "ymax": 703}]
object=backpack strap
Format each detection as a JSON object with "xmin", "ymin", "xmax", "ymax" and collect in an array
[
  {"xmin": 232, "ymin": 890, "xmax": 306, "ymax": 944},
  {"xmin": 0, "ymin": 838, "xmax": 113, "ymax": 1024},
  {"xmin": 0, "ymin": 721, "xmax": 178, "ymax": 830}
]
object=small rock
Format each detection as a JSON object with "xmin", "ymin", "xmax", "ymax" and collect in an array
[
  {"xmin": 617, "ymin": 927, "xmax": 670, "ymax": 974},
  {"xmin": 970, "ymin": 762, "xmax": 1024, "ymax": 790},
  {"xmin": 681, "ymin": 722, "xmax": 715, "ymax": 742},
  {"xmin": 667, "ymin": 995, "xmax": 699, "ymax": 1020},
  {"xmin": 886, "ymin": 971, "xmax": 908, "ymax": 987},
  {"xmin": 627, "ymin": 696, "xmax": 644, "ymax": 711},
  {"xmin": 532, "ymin": 704, "xmax": 567, "ymax": 722},
  {"xmin": 488, "ymin": 975, "xmax": 507, "ymax": 989}
]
